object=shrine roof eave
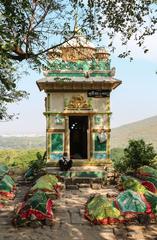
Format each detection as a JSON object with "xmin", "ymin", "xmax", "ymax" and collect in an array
[{"xmin": 36, "ymin": 77, "xmax": 122, "ymax": 92}]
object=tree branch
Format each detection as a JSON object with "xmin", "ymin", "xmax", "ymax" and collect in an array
[
  {"xmin": 33, "ymin": 33, "xmax": 76, "ymax": 57},
  {"xmin": 31, "ymin": 4, "xmax": 51, "ymax": 32},
  {"xmin": 7, "ymin": 32, "xmax": 76, "ymax": 61}
]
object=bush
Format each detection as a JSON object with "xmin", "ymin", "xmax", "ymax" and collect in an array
[
  {"xmin": 28, "ymin": 152, "xmax": 46, "ymax": 171},
  {"xmin": 24, "ymin": 151, "xmax": 46, "ymax": 180},
  {"xmin": 112, "ymin": 139, "xmax": 156, "ymax": 174},
  {"xmin": 111, "ymin": 148, "xmax": 125, "ymax": 173}
]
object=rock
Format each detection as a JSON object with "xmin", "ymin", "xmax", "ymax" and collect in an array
[
  {"xmin": 99, "ymin": 231, "xmax": 116, "ymax": 240},
  {"xmin": 66, "ymin": 185, "xmax": 79, "ymax": 190},
  {"xmin": 91, "ymin": 183, "xmax": 101, "ymax": 190},
  {"xmin": 107, "ymin": 173, "xmax": 115, "ymax": 177},
  {"xmin": 113, "ymin": 228, "xmax": 127, "ymax": 238},
  {"xmin": 106, "ymin": 192, "xmax": 118, "ymax": 198},
  {"xmin": 78, "ymin": 183, "xmax": 90, "ymax": 188},
  {"xmin": 45, "ymin": 219, "xmax": 54, "ymax": 226},
  {"xmin": 70, "ymin": 212, "xmax": 82, "ymax": 224}
]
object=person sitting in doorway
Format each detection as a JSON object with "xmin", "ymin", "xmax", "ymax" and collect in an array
[{"xmin": 59, "ymin": 153, "xmax": 73, "ymax": 171}]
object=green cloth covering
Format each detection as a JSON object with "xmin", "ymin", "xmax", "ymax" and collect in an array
[
  {"xmin": 24, "ymin": 167, "xmax": 34, "ymax": 179},
  {"xmin": 0, "ymin": 174, "xmax": 15, "ymax": 192},
  {"xmin": 144, "ymin": 177, "xmax": 157, "ymax": 187},
  {"xmin": 31, "ymin": 175, "xmax": 58, "ymax": 192},
  {"xmin": 13, "ymin": 190, "xmax": 53, "ymax": 226},
  {"xmin": 121, "ymin": 175, "xmax": 147, "ymax": 194},
  {"xmin": 0, "ymin": 165, "xmax": 9, "ymax": 179},
  {"xmin": 115, "ymin": 190, "xmax": 147, "ymax": 213},
  {"xmin": 24, "ymin": 191, "xmax": 49, "ymax": 214},
  {"xmin": 144, "ymin": 191, "xmax": 157, "ymax": 214},
  {"xmin": 86, "ymin": 194, "xmax": 121, "ymax": 222},
  {"xmin": 137, "ymin": 166, "xmax": 157, "ymax": 178}
]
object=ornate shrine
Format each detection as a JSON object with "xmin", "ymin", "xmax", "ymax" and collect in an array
[{"xmin": 37, "ymin": 31, "xmax": 122, "ymax": 165}]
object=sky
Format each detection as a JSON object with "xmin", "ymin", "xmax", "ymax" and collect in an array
[{"xmin": 0, "ymin": 34, "xmax": 157, "ymax": 136}]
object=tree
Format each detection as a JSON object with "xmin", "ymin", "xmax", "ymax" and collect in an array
[
  {"xmin": 124, "ymin": 139, "xmax": 156, "ymax": 169},
  {"xmin": 0, "ymin": 54, "xmax": 28, "ymax": 120},
  {"xmin": 0, "ymin": 0, "xmax": 74, "ymax": 120},
  {"xmin": 113, "ymin": 139, "xmax": 156, "ymax": 173},
  {"xmin": 83, "ymin": 0, "xmax": 157, "ymax": 57},
  {"xmin": 0, "ymin": 0, "xmax": 157, "ymax": 119}
]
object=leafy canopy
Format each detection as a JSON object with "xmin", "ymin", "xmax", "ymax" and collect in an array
[
  {"xmin": 83, "ymin": 0, "xmax": 157, "ymax": 56},
  {"xmin": 0, "ymin": 0, "xmax": 74, "ymax": 120},
  {"xmin": 0, "ymin": 0, "xmax": 157, "ymax": 119}
]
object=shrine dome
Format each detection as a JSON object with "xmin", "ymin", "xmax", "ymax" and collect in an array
[
  {"xmin": 47, "ymin": 28, "xmax": 110, "ymax": 62},
  {"xmin": 60, "ymin": 31, "xmax": 96, "ymax": 61},
  {"xmin": 61, "ymin": 34, "xmax": 95, "ymax": 49}
]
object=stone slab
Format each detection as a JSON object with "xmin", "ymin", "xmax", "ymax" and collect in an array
[
  {"xmin": 66, "ymin": 185, "xmax": 79, "ymax": 190},
  {"xmin": 91, "ymin": 183, "xmax": 102, "ymax": 190},
  {"xmin": 78, "ymin": 183, "xmax": 91, "ymax": 188},
  {"xmin": 71, "ymin": 212, "xmax": 83, "ymax": 224}
]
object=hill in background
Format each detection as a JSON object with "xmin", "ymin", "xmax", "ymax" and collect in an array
[
  {"xmin": 0, "ymin": 136, "xmax": 45, "ymax": 149},
  {"xmin": 0, "ymin": 115, "xmax": 157, "ymax": 150},
  {"xmin": 111, "ymin": 115, "xmax": 157, "ymax": 150}
]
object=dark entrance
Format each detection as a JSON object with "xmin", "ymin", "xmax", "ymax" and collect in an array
[{"xmin": 69, "ymin": 116, "xmax": 88, "ymax": 159}]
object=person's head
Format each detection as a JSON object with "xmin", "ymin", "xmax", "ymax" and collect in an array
[{"xmin": 63, "ymin": 152, "xmax": 68, "ymax": 157}]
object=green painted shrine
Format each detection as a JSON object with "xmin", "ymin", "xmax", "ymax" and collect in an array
[{"xmin": 37, "ymin": 30, "xmax": 122, "ymax": 167}]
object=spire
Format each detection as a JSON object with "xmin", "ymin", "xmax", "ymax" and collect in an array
[
  {"xmin": 74, "ymin": 1, "xmax": 80, "ymax": 34},
  {"xmin": 74, "ymin": 12, "xmax": 79, "ymax": 33}
]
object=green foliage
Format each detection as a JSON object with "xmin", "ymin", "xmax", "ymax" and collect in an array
[
  {"xmin": 111, "ymin": 148, "xmax": 127, "ymax": 173},
  {"xmin": 28, "ymin": 152, "xmax": 46, "ymax": 171},
  {"xmin": 124, "ymin": 139, "xmax": 156, "ymax": 169},
  {"xmin": 112, "ymin": 140, "xmax": 157, "ymax": 173},
  {"xmin": 24, "ymin": 151, "xmax": 46, "ymax": 179},
  {"xmin": 0, "ymin": 148, "xmax": 44, "ymax": 170},
  {"xmin": 83, "ymin": 0, "xmax": 157, "ymax": 54},
  {"xmin": 111, "ymin": 148, "xmax": 126, "ymax": 173},
  {"xmin": 151, "ymin": 155, "xmax": 157, "ymax": 169},
  {"xmin": 0, "ymin": 0, "xmax": 69, "ymax": 119},
  {"xmin": 111, "ymin": 148, "xmax": 124, "ymax": 160},
  {"xmin": 0, "ymin": 54, "xmax": 28, "ymax": 120}
]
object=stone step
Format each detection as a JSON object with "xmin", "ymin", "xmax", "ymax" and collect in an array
[
  {"xmin": 65, "ymin": 176, "xmax": 103, "ymax": 185},
  {"xmin": 45, "ymin": 166, "xmax": 112, "ymax": 185},
  {"xmin": 46, "ymin": 166, "xmax": 105, "ymax": 177},
  {"xmin": 46, "ymin": 166, "xmax": 105, "ymax": 173},
  {"xmin": 46, "ymin": 168, "xmax": 106, "ymax": 185}
]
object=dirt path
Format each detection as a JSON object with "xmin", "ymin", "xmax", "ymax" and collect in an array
[{"xmin": 0, "ymin": 179, "xmax": 157, "ymax": 240}]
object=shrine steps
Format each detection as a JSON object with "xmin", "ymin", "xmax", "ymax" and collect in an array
[{"xmin": 45, "ymin": 166, "xmax": 110, "ymax": 187}]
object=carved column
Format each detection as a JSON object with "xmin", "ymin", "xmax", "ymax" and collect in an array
[
  {"xmin": 47, "ymin": 93, "xmax": 51, "ymax": 129},
  {"xmin": 64, "ymin": 116, "xmax": 69, "ymax": 157},
  {"xmin": 46, "ymin": 93, "xmax": 51, "ymax": 161},
  {"xmin": 89, "ymin": 115, "xmax": 93, "ymax": 160},
  {"xmin": 106, "ymin": 96, "xmax": 111, "ymax": 160}
]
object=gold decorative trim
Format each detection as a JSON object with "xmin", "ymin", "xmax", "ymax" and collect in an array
[
  {"xmin": 93, "ymin": 129, "xmax": 111, "ymax": 132},
  {"xmin": 106, "ymin": 97, "xmax": 111, "ymax": 158},
  {"xmin": 44, "ymin": 111, "xmax": 96, "ymax": 115},
  {"xmin": 65, "ymin": 95, "xmax": 92, "ymax": 110},
  {"xmin": 47, "ymin": 129, "xmax": 65, "ymax": 133}
]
